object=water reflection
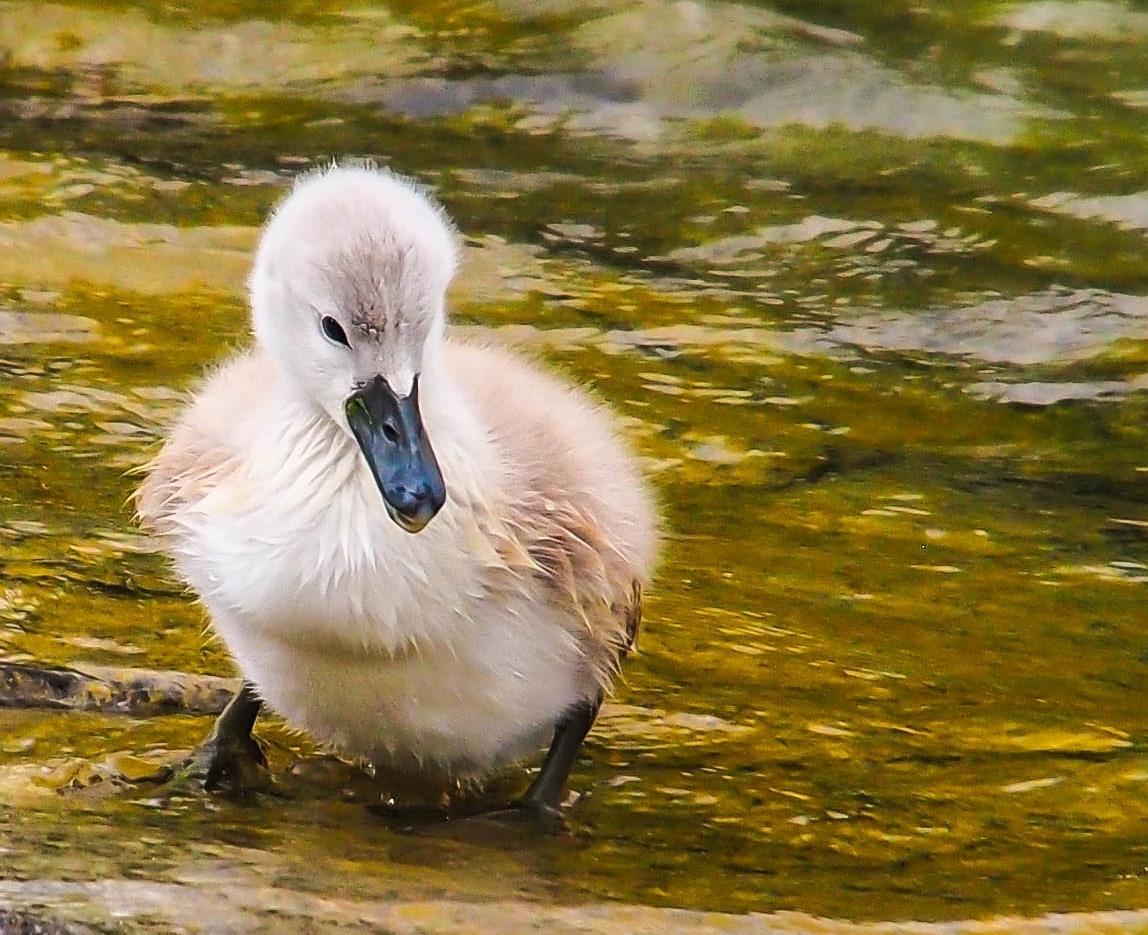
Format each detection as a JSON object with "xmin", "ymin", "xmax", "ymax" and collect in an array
[
  {"xmin": 1032, "ymin": 191, "xmax": 1148, "ymax": 232},
  {"xmin": 995, "ymin": 1, "xmax": 1148, "ymax": 39},
  {"xmin": 782, "ymin": 290, "xmax": 1148, "ymax": 364},
  {"xmin": 0, "ymin": 310, "xmax": 99, "ymax": 345}
]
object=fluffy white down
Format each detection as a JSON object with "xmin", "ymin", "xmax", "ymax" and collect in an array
[{"xmin": 138, "ymin": 165, "xmax": 659, "ymax": 781}]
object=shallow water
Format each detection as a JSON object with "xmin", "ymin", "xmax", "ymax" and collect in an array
[{"xmin": 2, "ymin": 0, "xmax": 1148, "ymax": 931}]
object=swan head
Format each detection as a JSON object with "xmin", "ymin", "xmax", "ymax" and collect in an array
[{"xmin": 249, "ymin": 164, "xmax": 458, "ymax": 532}]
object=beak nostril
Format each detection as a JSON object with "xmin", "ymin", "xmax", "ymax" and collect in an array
[{"xmin": 345, "ymin": 373, "xmax": 445, "ymax": 533}]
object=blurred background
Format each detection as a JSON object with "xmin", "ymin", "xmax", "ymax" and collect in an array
[{"xmin": 2, "ymin": 1, "xmax": 1148, "ymax": 931}]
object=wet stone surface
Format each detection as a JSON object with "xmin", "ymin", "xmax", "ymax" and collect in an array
[{"xmin": 2, "ymin": 0, "xmax": 1148, "ymax": 931}]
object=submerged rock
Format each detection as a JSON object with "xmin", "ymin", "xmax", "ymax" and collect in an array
[
  {"xmin": 0, "ymin": 910, "xmax": 92, "ymax": 935},
  {"xmin": 0, "ymin": 663, "xmax": 237, "ymax": 715}
]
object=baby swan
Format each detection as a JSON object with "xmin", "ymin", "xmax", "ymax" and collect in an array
[{"xmin": 136, "ymin": 164, "xmax": 659, "ymax": 825}]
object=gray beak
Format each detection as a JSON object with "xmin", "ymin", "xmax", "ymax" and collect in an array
[{"xmin": 344, "ymin": 375, "xmax": 446, "ymax": 533}]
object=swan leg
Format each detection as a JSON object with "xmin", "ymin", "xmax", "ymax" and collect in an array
[
  {"xmin": 191, "ymin": 680, "xmax": 269, "ymax": 793},
  {"xmin": 519, "ymin": 694, "xmax": 601, "ymax": 830}
]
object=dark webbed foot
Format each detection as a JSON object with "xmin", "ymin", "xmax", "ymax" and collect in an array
[
  {"xmin": 199, "ymin": 680, "xmax": 269, "ymax": 792},
  {"xmin": 160, "ymin": 680, "xmax": 271, "ymax": 797},
  {"xmin": 372, "ymin": 797, "xmax": 572, "ymax": 837},
  {"xmin": 475, "ymin": 796, "xmax": 570, "ymax": 835},
  {"xmin": 368, "ymin": 697, "xmax": 601, "ymax": 835},
  {"xmin": 482, "ymin": 695, "xmax": 602, "ymax": 834}
]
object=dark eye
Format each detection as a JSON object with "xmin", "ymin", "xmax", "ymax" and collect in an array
[{"xmin": 321, "ymin": 316, "xmax": 350, "ymax": 347}]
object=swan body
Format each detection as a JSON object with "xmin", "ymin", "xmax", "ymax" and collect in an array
[{"xmin": 137, "ymin": 165, "xmax": 659, "ymax": 787}]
